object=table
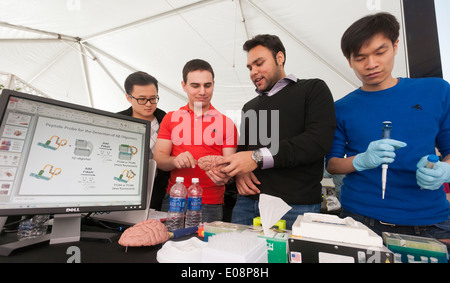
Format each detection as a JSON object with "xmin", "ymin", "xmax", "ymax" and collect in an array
[{"xmin": 0, "ymin": 225, "xmax": 164, "ymax": 263}]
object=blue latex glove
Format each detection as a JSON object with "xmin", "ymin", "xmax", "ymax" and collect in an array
[
  {"xmin": 353, "ymin": 139, "xmax": 407, "ymax": 171},
  {"xmin": 416, "ymin": 155, "xmax": 450, "ymax": 191}
]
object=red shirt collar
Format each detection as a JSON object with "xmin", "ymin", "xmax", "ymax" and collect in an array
[{"xmin": 179, "ymin": 103, "xmax": 219, "ymax": 117}]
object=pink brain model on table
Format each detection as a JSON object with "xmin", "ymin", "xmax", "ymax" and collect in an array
[
  {"xmin": 197, "ymin": 155, "xmax": 229, "ymax": 171},
  {"xmin": 118, "ymin": 219, "xmax": 170, "ymax": 247}
]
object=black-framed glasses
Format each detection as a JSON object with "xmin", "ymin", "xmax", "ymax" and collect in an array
[{"xmin": 129, "ymin": 94, "xmax": 159, "ymax": 105}]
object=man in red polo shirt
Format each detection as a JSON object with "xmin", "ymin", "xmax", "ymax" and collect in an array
[{"xmin": 154, "ymin": 59, "xmax": 238, "ymax": 223}]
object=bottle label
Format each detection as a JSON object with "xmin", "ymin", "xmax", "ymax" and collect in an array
[
  {"xmin": 187, "ymin": 197, "xmax": 202, "ymax": 211},
  {"xmin": 168, "ymin": 197, "xmax": 186, "ymax": 212}
]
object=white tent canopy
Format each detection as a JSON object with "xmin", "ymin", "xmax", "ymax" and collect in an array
[{"xmin": 0, "ymin": 0, "xmax": 409, "ymax": 116}]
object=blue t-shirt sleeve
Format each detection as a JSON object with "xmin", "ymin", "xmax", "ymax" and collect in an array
[{"xmin": 436, "ymin": 80, "xmax": 450, "ymax": 157}]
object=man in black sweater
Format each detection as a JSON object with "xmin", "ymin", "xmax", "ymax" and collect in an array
[
  {"xmin": 118, "ymin": 71, "xmax": 169, "ymax": 210},
  {"xmin": 220, "ymin": 35, "xmax": 336, "ymax": 229}
]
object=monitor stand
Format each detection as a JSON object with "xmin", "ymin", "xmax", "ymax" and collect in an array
[
  {"xmin": 0, "ymin": 214, "xmax": 119, "ymax": 256},
  {"xmin": 0, "ymin": 217, "xmax": 6, "ymax": 232}
]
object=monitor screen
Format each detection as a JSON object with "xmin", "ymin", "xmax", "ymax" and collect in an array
[{"xmin": 0, "ymin": 89, "xmax": 151, "ymax": 217}]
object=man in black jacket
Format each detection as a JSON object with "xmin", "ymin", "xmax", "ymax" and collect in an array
[
  {"xmin": 219, "ymin": 35, "xmax": 336, "ymax": 229},
  {"xmin": 118, "ymin": 71, "xmax": 169, "ymax": 210}
]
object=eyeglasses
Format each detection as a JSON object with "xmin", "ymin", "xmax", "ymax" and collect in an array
[{"xmin": 129, "ymin": 95, "xmax": 159, "ymax": 105}]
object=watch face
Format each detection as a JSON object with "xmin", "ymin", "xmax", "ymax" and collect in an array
[{"xmin": 252, "ymin": 150, "xmax": 263, "ymax": 163}]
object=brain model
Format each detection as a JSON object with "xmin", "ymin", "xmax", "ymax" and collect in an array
[
  {"xmin": 197, "ymin": 155, "xmax": 228, "ymax": 171},
  {"xmin": 118, "ymin": 219, "xmax": 170, "ymax": 247}
]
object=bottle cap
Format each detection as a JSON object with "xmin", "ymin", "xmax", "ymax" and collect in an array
[
  {"xmin": 427, "ymin": 154, "xmax": 439, "ymax": 163},
  {"xmin": 176, "ymin": 177, "xmax": 184, "ymax": 182},
  {"xmin": 192, "ymin": 178, "xmax": 199, "ymax": 183}
]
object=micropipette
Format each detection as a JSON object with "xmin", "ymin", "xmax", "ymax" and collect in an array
[{"xmin": 381, "ymin": 121, "xmax": 392, "ymax": 199}]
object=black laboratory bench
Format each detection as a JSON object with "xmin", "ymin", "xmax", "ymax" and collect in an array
[{"xmin": 0, "ymin": 220, "xmax": 164, "ymax": 263}]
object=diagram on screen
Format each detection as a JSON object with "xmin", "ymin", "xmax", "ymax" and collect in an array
[
  {"xmin": 78, "ymin": 176, "xmax": 95, "ymax": 191},
  {"xmin": 74, "ymin": 139, "xmax": 93, "ymax": 157},
  {"xmin": 97, "ymin": 148, "xmax": 112, "ymax": 162},
  {"xmin": 29, "ymin": 164, "xmax": 62, "ymax": 181},
  {"xmin": 118, "ymin": 144, "xmax": 137, "ymax": 160},
  {"xmin": 37, "ymin": 135, "xmax": 67, "ymax": 151},
  {"xmin": 113, "ymin": 169, "xmax": 136, "ymax": 183}
]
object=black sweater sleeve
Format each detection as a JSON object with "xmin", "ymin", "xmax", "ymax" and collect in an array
[{"xmin": 272, "ymin": 79, "xmax": 336, "ymax": 168}]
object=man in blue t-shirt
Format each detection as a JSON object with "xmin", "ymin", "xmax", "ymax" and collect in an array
[{"xmin": 326, "ymin": 12, "xmax": 450, "ymax": 244}]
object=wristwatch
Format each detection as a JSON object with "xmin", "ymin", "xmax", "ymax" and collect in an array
[{"xmin": 251, "ymin": 149, "xmax": 264, "ymax": 169}]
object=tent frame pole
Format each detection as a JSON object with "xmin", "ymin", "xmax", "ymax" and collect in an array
[
  {"xmin": 28, "ymin": 46, "xmax": 73, "ymax": 85},
  {"xmin": 83, "ymin": 44, "xmax": 125, "ymax": 98},
  {"xmin": 83, "ymin": 43, "xmax": 187, "ymax": 103},
  {"xmin": 81, "ymin": 0, "xmax": 227, "ymax": 43},
  {"xmin": 0, "ymin": 21, "xmax": 78, "ymax": 42},
  {"xmin": 237, "ymin": 0, "xmax": 249, "ymax": 40},
  {"xmin": 244, "ymin": 0, "xmax": 357, "ymax": 89},
  {"xmin": 79, "ymin": 44, "xmax": 95, "ymax": 108}
]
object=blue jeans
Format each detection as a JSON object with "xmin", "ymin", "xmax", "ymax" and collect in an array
[
  {"xmin": 340, "ymin": 208, "xmax": 450, "ymax": 249},
  {"xmin": 161, "ymin": 193, "xmax": 223, "ymax": 224},
  {"xmin": 231, "ymin": 195, "xmax": 321, "ymax": 230}
]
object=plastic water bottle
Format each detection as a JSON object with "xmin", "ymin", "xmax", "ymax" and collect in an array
[
  {"xmin": 165, "ymin": 177, "xmax": 187, "ymax": 231},
  {"xmin": 185, "ymin": 178, "xmax": 203, "ymax": 228}
]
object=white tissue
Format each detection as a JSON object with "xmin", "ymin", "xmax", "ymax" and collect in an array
[{"xmin": 258, "ymin": 194, "xmax": 292, "ymax": 235}]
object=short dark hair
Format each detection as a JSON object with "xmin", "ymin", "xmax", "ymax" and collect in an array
[
  {"xmin": 243, "ymin": 34, "xmax": 286, "ymax": 66},
  {"xmin": 124, "ymin": 71, "xmax": 158, "ymax": 95},
  {"xmin": 182, "ymin": 59, "xmax": 215, "ymax": 83},
  {"xmin": 341, "ymin": 12, "xmax": 400, "ymax": 60}
]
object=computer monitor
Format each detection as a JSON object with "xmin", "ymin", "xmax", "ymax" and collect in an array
[{"xmin": 0, "ymin": 89, "xmax": 151, "ymax": 255}]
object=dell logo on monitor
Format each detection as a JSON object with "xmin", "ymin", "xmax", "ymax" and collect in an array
[{"xmin": 66, "ymin": 208, "xmax": 80, "ymax": 213}]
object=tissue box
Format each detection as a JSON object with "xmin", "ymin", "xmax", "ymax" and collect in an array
[
  {"xmin": 203, "ymin": 221, "xmax": 291, "ymax": 263},
  {"xmin": 292, "ymin": 213, "xmax": 383, "ymax": 247},
  {"xmin": 289, "ymin": 213, "xmax": 393, "ymax": 263},
  {"xmin": 244, "ymin": 225, "xmax": 291, "ymax": 263},
  {"xmin": 253, "ymin": 217, "xmax": 286, "ymax": 230}
]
